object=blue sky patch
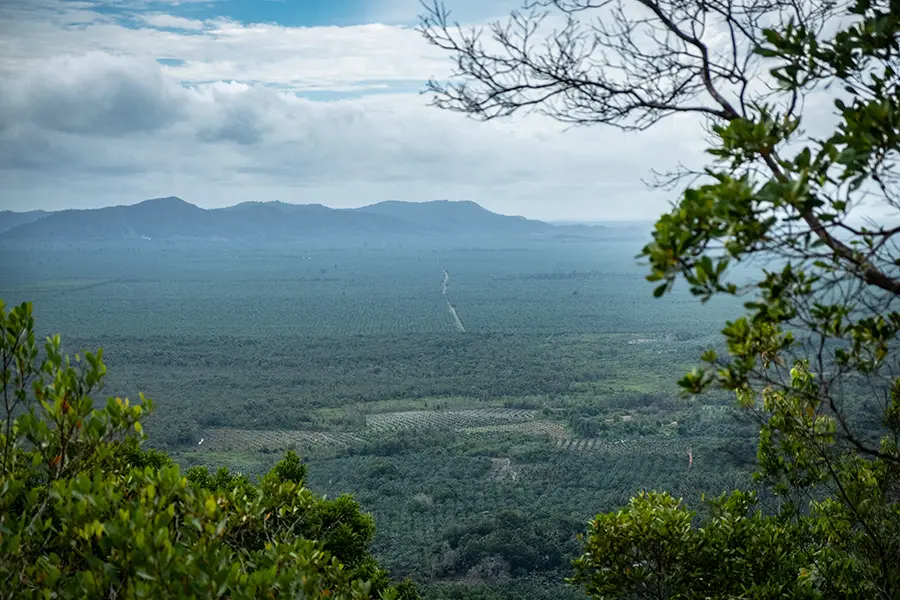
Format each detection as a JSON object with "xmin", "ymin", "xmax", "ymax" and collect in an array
[
  {"xmin": 85, "ymin": 0, "xmax": 393, "ymax": 27},
  {"xmin": 155, "ymin": 57, "xmax": 187, "ymax": 67}
]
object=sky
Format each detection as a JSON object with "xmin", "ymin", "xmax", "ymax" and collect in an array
[{"xmin": 0, "ymin": 0, "xmax": 814, "ymax": 220}]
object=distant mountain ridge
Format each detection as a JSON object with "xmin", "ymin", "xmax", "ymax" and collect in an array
[
  {"xmin": 0, "ymin": 210, "xmax": 50, "ymax": 234},
  {"xmin": 0, "ymin": 197, "xmax": 561, "ymax": 242}
]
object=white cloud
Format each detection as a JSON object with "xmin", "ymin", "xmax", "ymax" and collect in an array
[
  {"xmin": 0, "ymin": 49, "xmax": 700, "ymax": 219},
  {"xmin": 0, "ymin": 0, "xmax": 777, "ymax": 220},
  {"xmin": 0, "ymin": 3, "xmax": 449, "ymax": 88},
  {"xmin": 139, "ymin": 13, "xmax": 207, "ymax": 30},
  {"xmin": 4, "ymin": 52, "xmax": 189, "ymax": 136}
]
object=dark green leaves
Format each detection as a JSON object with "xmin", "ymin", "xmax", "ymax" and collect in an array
[
  {"xmin": 0, "ymin": 301, "xmax": 407, "ymax": 600},
  {"xmin": 571, "ymin": 491, "xmax": 814, "ymax": 600},
  {"xmin": 583, "ymin": 2, "xmax": 900, "ymax": 598}
]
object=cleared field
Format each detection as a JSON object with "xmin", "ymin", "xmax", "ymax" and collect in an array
[
  {"xmin": 200, "ymin": 428, "xmax": 365, "ymax": 452},
  {"xmin": 554, "ymin": 436, "xmax": 689, "ymax": 455},
  {"xmin": 364, "ymin": 408, "xmax": 538, "ymax": 433},
  {"xmin": 199, "ymin": 409, "xmax": 543, "ymax": 452},
  {"xmin": 459, "ymin": 420, "xmax": 568, "ymax": 439}
]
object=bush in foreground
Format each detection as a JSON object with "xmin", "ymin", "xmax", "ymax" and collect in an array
[
  {"xmin": 422, "ymin": 0, "xmax": 900, "ymax": 595},
  {"xmin": 0, "ymin": 300, "xmax": 416, "ymax": 600}
]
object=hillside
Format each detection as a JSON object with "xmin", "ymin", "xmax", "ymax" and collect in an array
[
  {"xmin": 0, "ymin": 197, "xmax": 559, "ymax": 242},
  {"xmin": 3, "ymin": 198, "xmax": 212, "ymax": 241},
  {"xmin": 0, "ymin": 210, "xmax": 49, "ymax": 234},
  {"xmin": 355, "ymin": 199, "xmax": 548, "ymax": 234}
]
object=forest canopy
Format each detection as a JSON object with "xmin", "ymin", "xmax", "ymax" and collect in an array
[
  {"xmin": 420, "ymin": 0, "xmax": 900, "ymax": 596},
  {"xmin": 0, "ymin": 300, "xmax": 419, "ymax": 600}
]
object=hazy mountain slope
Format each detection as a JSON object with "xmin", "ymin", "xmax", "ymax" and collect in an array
[
  {"xmin": 217, "ymin": 201, "xmax": 413, "ymax": 236},
  {"xmin": 1, "ymin": 197, "xmax": 209, "ymax": 240},
  {"xmin": 0, "ymin": 210, "xmax": 49, "ymax": 234},
  {"xmin": 0, "ymin": 197, "xmax": 555, "ymax": 242},
  {"xmin": 355, "ymin": 200, "xmax": 551, "ymax": 234}
]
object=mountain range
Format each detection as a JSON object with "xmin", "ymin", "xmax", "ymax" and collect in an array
[
  {"xmin": 0, "ymin": 210, "xmax": 50, "ymax": 235},
  {"xmin": 0, "ymin": 197, "xmax": 600, "ymax": 242}
]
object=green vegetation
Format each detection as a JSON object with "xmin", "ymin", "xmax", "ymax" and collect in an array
[
  {"xmin": 421, "ymin": 0, "xmax": 900, "ymax": 596},
  {"xmin": 0, "ymin": 301, "xmax": 418, "ymax": 599},
  {"xmin": 3, "ymin": 0, "xmax": 899, "ymax": 596},
  {"xmin": 0, "ymin": 236, "xmax": 740, "ymax": 451},
  {"xmin": 0, "ymin": 236, "xmax": 752, "ymax": 598}
]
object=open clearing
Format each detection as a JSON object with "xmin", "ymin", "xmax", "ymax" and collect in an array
[
  {"xmin": 199, "ymin": 429, "xmax": 365, "ymax": 452},
  {"xmin": 365, "ymin": 408, "xmax": 537, "ymax": 433},
  {"xmin": 199, "ymin": 408, "xmax": 542, "ymax": 452},
  {"xmin": 554, "ymin": 436, "xmax": 689, "ymax": 455},
  {"xmin": 197, "ymin": 412, "xmax": 691, "ymax": 456},
  {"xmin": 459, "ymin": 420, "xmax": 568, "ymax": 439}
]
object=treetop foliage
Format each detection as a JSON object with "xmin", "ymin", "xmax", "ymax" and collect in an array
[
  {"xmin": 0, "ymin": 300, "xmax": 418, "ymax": 600},
  {"xmin": 421, "ymin": 0, "xmax": 900, "ymax": 596}
]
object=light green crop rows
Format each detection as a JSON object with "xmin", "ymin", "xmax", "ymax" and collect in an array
[
  {"xmin": 459, "ymin": 420, "xmax": 568, "ymax": 439},
  {"xmin": 200, "ymin": 428, "xmax": 365, "ymax": 452},
  {"xmin": 364, "ymin": 408, "xmax": 538, "ymax": 434},
  {"xmin": 197, "ymin": 409, "xmax": 543, "ymax": 452},
  {"xmin": 554, "ymin": 437, "xmax": 690, "ymax": 455}
]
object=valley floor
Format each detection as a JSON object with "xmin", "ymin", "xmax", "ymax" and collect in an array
[{"xmin": 0, "ymin": 238, "xmax": 756, "ymax": 598}]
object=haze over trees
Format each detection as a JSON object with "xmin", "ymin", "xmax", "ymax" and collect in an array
[
  {"xmin": 420, "ymin": 0, "xmax": 900, "ymax": 596},
  {"xmin": 1, "ymin": 0, "xmax": 898, "ymax": 597}
]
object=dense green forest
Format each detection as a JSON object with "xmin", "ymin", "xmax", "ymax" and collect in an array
[{"xmin": 0, "ymin": 235, "xmax": 757, "ymax": 597}]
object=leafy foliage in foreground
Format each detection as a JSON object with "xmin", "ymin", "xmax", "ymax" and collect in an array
[
  {"xmin": 423, "ymin": 0, "xmax": 900, "ymax": 596},
  {"xmin": 572, "ymin": 368, "xmax": 900, "ymax": 599},
  {"xmin": 587, "ymin": 1, "xmax": 900, "ymax": 598},
  {"xmin": 573, "ymin": 490, "xmax": 811, "ymax": 599},
  {"xmin": 0, "ymin": 300, "xmax": 415, "ymax": 600}
]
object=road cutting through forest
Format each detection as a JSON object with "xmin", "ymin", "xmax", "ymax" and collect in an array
[{"xmin": 442, "ymin": 268, "xmax": 466, "ymax": 332}]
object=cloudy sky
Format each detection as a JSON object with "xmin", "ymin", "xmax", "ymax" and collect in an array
[{"xmin": 0, "ymin": 0, "xmax": 717, "ymax": 220}]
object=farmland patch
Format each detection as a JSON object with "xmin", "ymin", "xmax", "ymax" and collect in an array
[
  {"xmin": 364, "ymin": 408, "xmax": 537, "ymax": 434},
  {"xmin": 198, "ymin": 428, "xmax": 364, "ymax": 452}
]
